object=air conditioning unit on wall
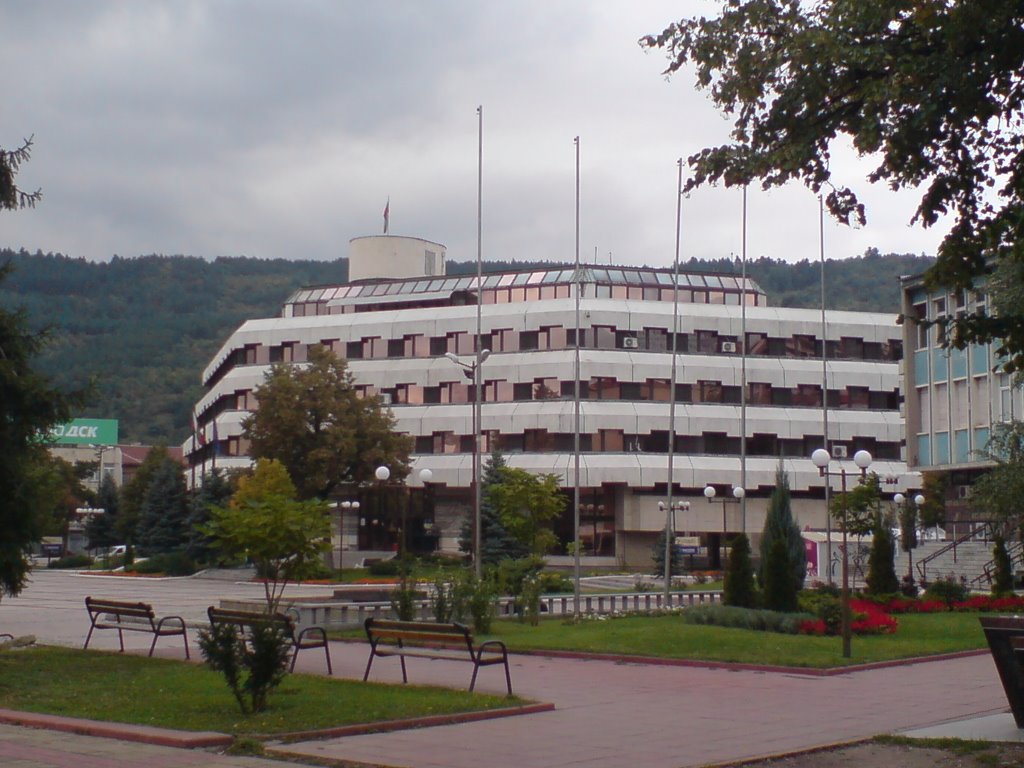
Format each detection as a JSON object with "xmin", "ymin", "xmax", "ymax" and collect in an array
[
  {"xmin": 721, "ymin": 341, "xmax": 737, "ymax": 353},
  {"xmin": 623, "ymin": 337, "xmax": 639, "ymax": 349},
  {"xmin": 832, "ymin": 444, "xmax": 848, "ymax": 458}
]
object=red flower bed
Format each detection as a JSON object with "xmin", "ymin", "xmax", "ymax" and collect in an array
[{"xmin": 798, "ymin": 599, "xmax": 898, "ymax": 636}]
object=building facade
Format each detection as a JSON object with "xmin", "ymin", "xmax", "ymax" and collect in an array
[
  {"xmin": 187, "ymin": 235, "xmax": 914, "ymax": 570},
  {"xmin": 900, "ymin": 273, "xmax": 1023, "ymax": 532}
]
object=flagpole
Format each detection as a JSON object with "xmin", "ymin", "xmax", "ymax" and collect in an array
[
  {"xmin": 665, "ymin": 158, "xmax": 683, "ymax": 603},
  {"xmin": 573, "ymin": 135, "xmax": 581, "ymax": 618}
]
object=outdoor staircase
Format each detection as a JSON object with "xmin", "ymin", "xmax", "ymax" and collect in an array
[{"xmin": 893, "ymin": 540, "xmax": 994, "ymax": 587}]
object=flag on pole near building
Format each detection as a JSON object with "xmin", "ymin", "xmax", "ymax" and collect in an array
[
  {"xmin": 383, "ymin": 198, "xmax": 390, "ymax": 234},
  {"xmin": 192, "ymin": 409, "xmax": 206, "ymax": 446}
]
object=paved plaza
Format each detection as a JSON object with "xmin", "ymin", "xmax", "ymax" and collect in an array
[{"xmin": 0, "ymin": 568, "xmax": 1017, "ymax": 768}]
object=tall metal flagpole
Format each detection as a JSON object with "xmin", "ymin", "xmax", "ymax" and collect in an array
[
  {"xmin": 740, "ymin": 186, "xmax": 748, "ymax": 535},
  {"xmin": 573, "ymin": 136, "xmax": 582, "ymax": 617},
  {"xmin": 664, "ymin": 159, "xmax": 683, "ymax": 603},
  {"xmin": 819, "ymin": 195, "xmax": 833, "ymax": 584},
  {"xmin": 473, "ymin": 105, "xmax": 484, "ymax": 578}
]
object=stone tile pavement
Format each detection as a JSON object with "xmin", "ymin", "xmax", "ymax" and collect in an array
[{"xmin": 0, "ymin": 568, "xmax": 1015, "ymax": 768}]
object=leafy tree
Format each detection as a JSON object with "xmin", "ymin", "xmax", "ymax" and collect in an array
[
  {"xmin": 85, "ymin": 473, "xmax": 120, "ymax": 551},
  {"xmin": 136, "ymin": 457, "xmax": 189, "ymax": 555},
  {"xmin": 33, "ymin": 455, "xmax": 93, "ymax": 551},
  {"xmin": 992, "ymin": 535, "xmax": 1014, "ymax": 596},
  {"xmin": 723, "ymin": 533, "xmax": 756, "ymax": 608},
  {"xmin": 865, "ymin": 516, "xmax": 899, "ymax": 596},
  {"xmin": 186, "ymin": 469, "xmax": 232, "ymax": 563},
  {"xmin": 486, "ymin": 467, "xmax": 565, "ymax": 555},
  {"xmin": 0, "ymin": 261, "xmax": 77, "ymax": 598},
  {"xmin": 202, "ymin": 459, "xmax": 330, "ymax": 613},
  {"xmin": 832, "ymin": 473, "xmax": 884, "ymax": 538},
  {"xmin": 972, "ymin": 421, "xmax": 1024, "ymax": 537},
  {"xmin": 243, "ymin": 345, "xmax": 412, "ymax": 499},
  {"xmin": 117, "ymin": 445, "xmax": 168, "ymax": 561},
  {"xmin": 643, "ymin": 0, "xmax": 1024, "ymax": 371},
  {"xmin": 919, "ymin": 472, "xmax": 948, "ymax": 533},
  {"xmin": 460, "ymin": 452, "xmax": 528, "ymax": 565},
  {"xmin": 758, "ymin": 467, "xmax": 806, "ymax": 599}
]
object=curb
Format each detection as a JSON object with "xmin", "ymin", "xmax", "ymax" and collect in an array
[
  {"xmin": 270, "ymin": 701, "xmax": 555, "ymax": 743},
  {"xmin": 0, "ymin": 708, "xmax": 233, "ymax": 748},
  {"xmin": 514, "ymin": 647, "xmax": 990, "ymax": 676}
]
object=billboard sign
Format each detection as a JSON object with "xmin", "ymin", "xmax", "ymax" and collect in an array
[{"xmin": 49, "ymin": 419, "xmax": 119, "ymax": 446}]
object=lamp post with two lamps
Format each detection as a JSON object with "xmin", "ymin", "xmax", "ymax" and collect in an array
[
  {"xmin": 893, "ymin": 491, "xmax": 925, "ymax": 590},
  {"xmin": 703, "ymin": 485, "xmax": 745, "ymax": 568},
  {"xmin": 811, "ymin": 447, "xmax": 872, "ymax": 659},
  {"xmin": 658, "ymin": 499, "xmax": 690, "ymax": 596},
  {"xmin": 445, "ymin": 349, "xmax": 490, "ymax": 577},
  {"xmin": 374, "ymin": 465, "xmax": 433, "ymax": 556}
]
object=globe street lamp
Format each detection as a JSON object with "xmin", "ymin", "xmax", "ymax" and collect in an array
[
  {"xmin": 893, "ymin": 491, "xmax": 925, "ymax": 589},
  {"xmin": 375, "ymin": 466, "xmax": 433, "ymax": 556},
  {"xmin": 329, "ymin": 498, "xmax": 360, "ymax": 569},
  {"xmin": 811, "ymin": 447, "xmax": 872, "ymax": 658},
  {"xmin": 445, "ymin": 349, "xmax": 491, "ymax": 577},
  {"xmin": 704, "ymin": 485, "xmax": 745, "ymax": 568}
]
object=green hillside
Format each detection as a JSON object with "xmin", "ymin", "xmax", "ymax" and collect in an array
[{"xmin": 0, "ymin": 248, "xmax": 933, "ymax": 445}]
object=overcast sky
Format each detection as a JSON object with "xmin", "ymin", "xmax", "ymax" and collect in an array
[{"xmin": 2, "ymin": 2, "xmax": 949, "ymax": 268}]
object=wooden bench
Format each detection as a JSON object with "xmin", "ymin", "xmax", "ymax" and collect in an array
[
  {"xmin": 83, "ymin": 597, "xmax": 190, "ymax": 658},
  {"xmin": 363, "ymin": 618, "xmax": 512, "ymax": 694},
  {"xmin": 207, "ymin": 606, "xmax": 332, "ymax": 674}
]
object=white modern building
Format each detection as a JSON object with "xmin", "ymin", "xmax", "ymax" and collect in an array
[{"xmin": 186, "ymin": 235, "xmax": 915, "ymax": 570}]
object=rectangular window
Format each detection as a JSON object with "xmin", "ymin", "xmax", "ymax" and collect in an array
[
  {"xmin": 696, "ymin": 330, "xmax": 718, "ymax": 354},
  {"xmin": 748, "ymin": 383, "xmax": 772, "ymax": 405},
  {"xmin": 745, "ymin": 332, "xmax": 769, "ymax": 355},
  {"xmin": 645, "ymin": 379, "xmax": 671, "ymax": 402},
  {"xmin": 794, "ymin": 384, "xmax": 822, "ymax": 407},
  {"xmin": 696, "ymin": 380, "xmax": 723, "ymax": 403},
  {"xmin": 786, "ymin": 335, "xmax": 816, "ymax": 358},
  {"xmin": 596, "ymin": 429, "xmax": 624, "ymax": 452}
]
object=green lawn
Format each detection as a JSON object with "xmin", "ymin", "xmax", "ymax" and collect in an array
[
  {"xmin": 0, "ymin": 647, "xmax": 516, "ymax": 736},
  {"xmin": 481, "ymin": 611, "xmax": 987, "ymax": 668}
]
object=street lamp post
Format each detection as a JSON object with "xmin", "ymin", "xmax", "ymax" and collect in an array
[
  {"xmin": 446, "ymin": 350, "xmax": 491, "ymax": 577},
  {"xmin": 329, "ymin": 498, "xmax": 360, "ymax": 569},
  {"xmin": 703, "ymin": 485, "xmax": 745, "ymax": 568},
  {"xmin": 893, "ymin": 491, "xmax": 925, "ymax": 589},
  {"xmin": 374, "ymin": 466, "xmax": 433, "ymax": 556},
  {"xmin": 811, "ymin": 447, "xmax": 872, "ymax": 659},
  {"xmin": 658, "ymin": 499, "xmax": 690, "ymax": 597}
]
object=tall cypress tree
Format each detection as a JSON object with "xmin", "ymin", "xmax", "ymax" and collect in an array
[
  {"xmin": 723, "ymin": 532, "xmax": 756, "ymax": 608},
  {"xmin": 187, "ymin": 469, "xmax": 233, "ymax": 563},
  {"xmin": 85, "ymin": 473, "xmax": 120, "ymax": 551},
  {"xmin": 759, "ymin": 467, "xmax": 806, "ymax": 610},
  {"xmin": 865, "ymin": 517, "xmax": 899, "ymax": 595}
]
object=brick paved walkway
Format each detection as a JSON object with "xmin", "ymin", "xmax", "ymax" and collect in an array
[{"xmin": 0, "ymin": 568, "xmax": 1011, "ymax": 768}]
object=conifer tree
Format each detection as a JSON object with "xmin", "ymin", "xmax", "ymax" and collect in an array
[
  {"xmin": 85, "ymin": 473, "xmax": 120, "ymax": 551},
  {"xmin": 992, "ymin": 535, "xmax": 1014, "ymax": 596},
  {"xmin": 187, "ymin": 469, "xmax": 232, "ymax": 563},
  {"xmin": 136, "ymin": 457, "xmax": 189, "ymax": 555},
  {"xmin": 460, "ymin": 452, "xmax": 528, "ymax": 565},
  {"xmin": 723, "ymin": 532, "xmax": 756, "ymax": 608},
  {"xmin": 763, "ymin": 539, "xmax": 798, "ymax": 612},
  {"xmin": 759, "ymin": 467, "xmax": 806, "ymax": 607},
  {"xmin": 865, "ymin": 518, "xmax": 899, "ymax": 596}
]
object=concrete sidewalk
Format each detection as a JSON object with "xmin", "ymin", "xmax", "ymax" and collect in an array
[{"xmin": 0, "ymin": 568, "xmax": 1016, "ymax": 768}]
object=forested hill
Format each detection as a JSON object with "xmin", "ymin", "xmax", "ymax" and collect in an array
[{"xmin": 1, "ymin": 248, "xmax": 933, "ymax": 445}]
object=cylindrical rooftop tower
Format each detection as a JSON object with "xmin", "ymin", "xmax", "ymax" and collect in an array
[{"xmin": 349, "ymin": 235, "xmax": 447, "ymax": 282}]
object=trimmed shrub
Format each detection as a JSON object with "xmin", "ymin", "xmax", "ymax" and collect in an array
[
  {"xmin": 130, "ymin": 550, "xmax": 198, "ymax": 576},
  {"xmin": 46, "ymin": 554, "xmax": 93, "ymax": 569},
  {"xmin": 924, "ymin": 577, "xmax": 969, "ymax": 606},
  {"xmin": 762, "ymin": 539, "xmax": 799, "ymax": 612},
  {"xmin": 682, "ymin": 604, "xmax": 814, "ymax": 634},
  {"xmin": 865, "ymin": 524, "xmax": 899, "ymax": 595}
]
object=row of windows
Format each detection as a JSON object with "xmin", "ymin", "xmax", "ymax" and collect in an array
[
  {"xmin": 289, "ymin": 282, "xmax": 765, "ymax": 317},
  {"xmin": 214, "ymin": 328, "xmax": 901, "ymax": 383},
  {"xmin": 199, "ymin": 428, "xmax": 899, "ymax": 462},
  {"xmin": 204, "ymin": 378, "xmax": 898, "ymax": 419},
  {"xmin": 411, "ymin": 428, "xmax": 902, "ymax": 461}
]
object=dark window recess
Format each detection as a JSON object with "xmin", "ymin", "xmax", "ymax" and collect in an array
[
  {"xmin": 514, "ymin": 383, "xmax": 534, "ymax": 400},
  {"xmin": 346, "ymin": 341, "xmax": 363, "ymax": 359},
  {"xmin": 429, "ymin": 336, "xmax": 448, "ymax": 356},
  {"xmin": 460, "ymin": 435, "xmax": 476, "ymax": 453},
  {"xmin": 422, "ymin": 386, "xmax": 441, "ymax": 404},
  {"xmin": 770, "ymin": 388, "xmax": 793, "ymax": 406},
  {"xmin": 520, "ymin": 330, "xmax": 539, "ymax": 350},
  {"xmin": 721, "ymin": 386, "xmax": 742, "ymax": 404},
  {"xmin": 268, "ymin": 346, "xmax": 284, "ymax": 363},
  {"xmin": 388, "ymin": 339, "xmax": 404, "ymax": 357},
  {"xmin": 619, "ymin": 382, "xmax": 642, "ymax": 400},
  {"xmin": 748, "ymin": 434, "xmax": 778, "ymax": 456},
  {"xmin": 676, "ymin": 383, "xmax": 693, "ymax": 403},
  {"xmin": 645, "ymin": 431, "xmax": 670, "ymax": 452},
  {"xmin": 414, "ymin": 436, "xmax": 433, "ymax": 453},
  {"xmin": 561, "ymin": 380, "xmax": 578, "ymax": 398}
]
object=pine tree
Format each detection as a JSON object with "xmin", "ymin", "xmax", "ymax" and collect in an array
[
  {"xmin": 136, "ymin": 458, "xmax": 189, "ymax": 555},
  {"xmin": 758, "ymin": 467, "xmax": 806, "ymax": 605},
  {"xmin": 763, "ymin": 539, "xmax": 798, "ymax": 612},
  {"xmin": 723, "ymin": 533, "xmax": 756, "ymax": 608},
  {"xmin": 85, "ymin": 473, "xmax": 120, "ymax": 551},
  {"xmin": 865, "ymin": 519, "xmax": 899, "ymax": 595},
  {"xmin": 187, "ymin": 469, "xmax": 232, "ymax": 563},
  {"xmin": 652, "ymin": 529, "xmax": 684, "ymax": 577},
  {"xmin": 460, "ymin": 452, "xmax": 527, "ymax": 565}
]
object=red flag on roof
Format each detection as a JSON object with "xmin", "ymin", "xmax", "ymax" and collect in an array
[{"xmin": 383, "ymin": 198, "xmax": 390, "ymax": 234}]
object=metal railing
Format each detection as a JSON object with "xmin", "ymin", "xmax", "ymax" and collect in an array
[
  {"xmin": 916, "ymin": 521, "xmax": 993, "ymax": 584},
  {"xmin": 263, "ymin": 590, "xmax": 723, "ymax": 631}
]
